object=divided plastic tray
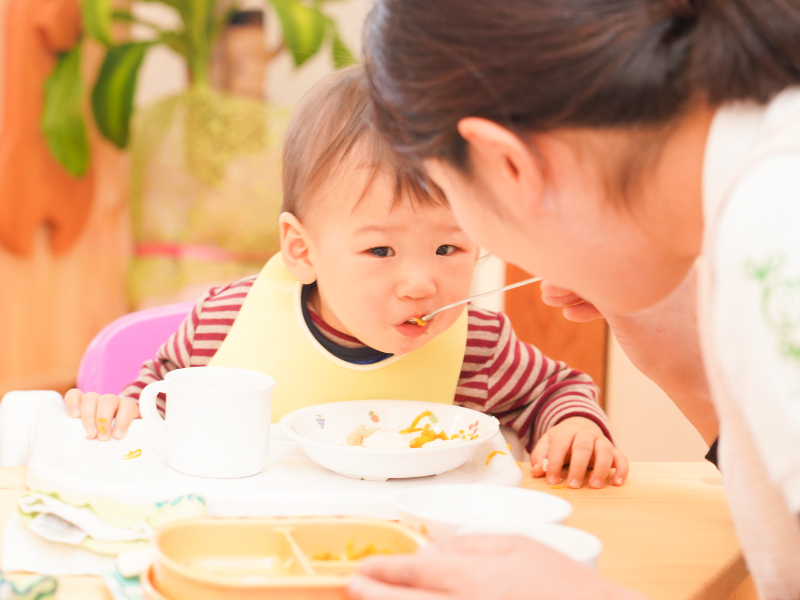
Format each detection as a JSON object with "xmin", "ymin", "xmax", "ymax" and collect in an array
[{"xmin": 144, "ymin": 517, "xmax": 426, "ymax": 600}]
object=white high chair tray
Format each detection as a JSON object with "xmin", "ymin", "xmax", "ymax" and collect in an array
[{"xmin": 25, "ymin": 394, "xmax": 523, "ymax": 519}]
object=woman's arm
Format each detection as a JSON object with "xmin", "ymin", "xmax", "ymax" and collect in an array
[{"xmin": 349, "ymin": 534, "xmax": 647, "ymax": 600}]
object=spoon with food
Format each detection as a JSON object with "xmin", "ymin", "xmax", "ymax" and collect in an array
[{"xmin": 405, "ymin": 276, "xmax": 542, "ymax": 326}]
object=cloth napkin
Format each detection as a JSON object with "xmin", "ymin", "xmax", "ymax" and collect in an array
[
  {"xmin": 0, "ymin": 572, "xmax": 57, "ymax": 600},
  {"xmin": 2, "ymin": 491, "xmax": 206, "ymax": 575},
  {"xmin": 17, "ymin": 491, "xmax": 206, "ymax": 555}
]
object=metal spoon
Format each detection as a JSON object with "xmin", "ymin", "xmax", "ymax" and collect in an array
[{"xmin": 416, "ymin": 276, "xmax": 542, "ymax": 323}]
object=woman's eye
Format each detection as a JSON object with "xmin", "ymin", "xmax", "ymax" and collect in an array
[
  {"xmin": 369, "ymin": 247, "xmax": 395, "ymax": 257},
  {"xmin": 436, "ymin": 245, "xmax": 456, "ymax": 256}
]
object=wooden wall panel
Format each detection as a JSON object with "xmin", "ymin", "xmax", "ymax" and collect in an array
[
  {"xmin": 0, "ymin": 5, "xmax": 130, "ymax": 396},
  {"xmin": 504, "ymin": 264, "xmax": 608, "ymax": 406}
]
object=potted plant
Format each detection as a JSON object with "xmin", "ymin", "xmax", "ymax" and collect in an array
[{"xmin": 43, "ymin": 0, "xmax": 356, "ymax": 307}]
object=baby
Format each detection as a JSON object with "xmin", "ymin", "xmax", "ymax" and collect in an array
[{"xmin": 65, "ymin": 66, "xmax": 628, "ymax": 489}]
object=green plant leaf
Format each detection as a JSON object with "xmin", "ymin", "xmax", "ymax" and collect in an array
[
  {"xmin": 161, "ymin": 30, "xmax": 189, "ymax": 59},
  {"xmin": 91, "ymin": 42, "xmax": 152, "ymax": 148},
  {"xmin": 41, "ymin": 44, "xmax": 90, "ymax": 177},
  {"xmin": 269, "ymin": 0, "xmax": 327, "ymax": 67},
  {"xmin": 110, "ymin": 9, "xmax": 135, "ymax": 23},
  {"xmin": 80, "ymin": 0, "xmax": 112, "ymax": 45},
  {"xmin": 331, "ymin": 31, "xmax": 356, "ymax": 68}
]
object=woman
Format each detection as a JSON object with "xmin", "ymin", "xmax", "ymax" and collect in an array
[{"xmin": 348, "ymin": 1, "xmax": 800, "ymax": 599}]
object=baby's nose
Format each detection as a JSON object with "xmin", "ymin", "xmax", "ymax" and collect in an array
[{"xmin": 396, "ymin": 267, "xmax": 437, "ymax": 299}]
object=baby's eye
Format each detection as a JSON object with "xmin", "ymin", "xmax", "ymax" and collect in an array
[
  {"xmin": 369, "ymin": 247, "xmax": 395, "ymax": 258},
  {"xmin": 436, "ymin": 245, "xmax": 456, "ymax": 256}
]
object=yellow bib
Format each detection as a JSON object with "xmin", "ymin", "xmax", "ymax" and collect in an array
[{"xmin": 209, "ymin": 254, "xmax": 468, "ymax": 421}]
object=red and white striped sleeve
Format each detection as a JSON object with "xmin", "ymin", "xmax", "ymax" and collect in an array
[
  {"xmin": 119, "ymin": 277, "xmax": 255, "ymax": 406},
  {"xmin": 456, "ymin": 306, "xmax": 610, "ymax": 452}
]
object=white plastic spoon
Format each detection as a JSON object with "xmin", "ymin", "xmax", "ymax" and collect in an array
[{"xmin": 412, "ymin": 276, "xmax": 542, "ymax": 324}]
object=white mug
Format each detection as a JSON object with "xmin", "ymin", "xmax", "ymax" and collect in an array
[{"xmin": 139, "ymin": 367, "xmax": 274, "ymax": 479}]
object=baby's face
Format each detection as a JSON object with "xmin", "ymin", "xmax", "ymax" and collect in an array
[{"xmin": 306, "ymin": 170, "xmax": 478, "ymax": 355}]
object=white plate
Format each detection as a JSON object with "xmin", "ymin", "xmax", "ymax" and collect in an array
[
  {"xmin": 456, "ymin": 522, "xmax": 602, "ymax": 570},
  {"xmin": 22, "ymin": 393, "xmax": 522, "ymax": 519},
  {"xmin": 280, "ymin": 400, "xmax": 501, "ymax": 481},
  {"xmin": 396, "ymin": 483, "xmax": 572, "ymax": 541}
]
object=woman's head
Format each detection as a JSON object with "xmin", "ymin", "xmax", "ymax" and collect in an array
[{"xmin": 364, "ymin": 0, "xmax": 800, "ymax": 313}]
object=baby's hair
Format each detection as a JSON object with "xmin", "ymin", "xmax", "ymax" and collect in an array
[{"xmin": 281, "ymin": 65, "xmax": 446, "ymax": 220}]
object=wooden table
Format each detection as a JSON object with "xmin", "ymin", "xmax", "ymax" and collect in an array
[{"xmin": 0, "ymin": 463, "xmax": 754, "ymax": 600}]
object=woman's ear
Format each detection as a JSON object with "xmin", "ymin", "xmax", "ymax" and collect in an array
[
  {"xmin": 457, "ymin": 117, "xmax": 546, "ymax": 217},
  {"xmin": 279, "ymin": 212, "xmax": 317, "ymax": 284}
]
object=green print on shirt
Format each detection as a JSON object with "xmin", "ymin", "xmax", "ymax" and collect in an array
[{"xmin": 746, "ymin": 254, "xmax": 800, "ymax": 362}]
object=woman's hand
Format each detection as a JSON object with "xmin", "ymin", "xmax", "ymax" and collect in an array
[
  {"xmin": 529, "ymin": 417, "xmax": 629, "ymax": 488},
  {"xmin": 64, "ymin": 389, "xmax": 140, "ymax": 440},
  {"xmin": 348, "ymin": 534, "xmax": 646, "ymax": 600}
]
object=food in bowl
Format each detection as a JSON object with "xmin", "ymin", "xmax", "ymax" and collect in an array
[
  {"xmin": 279, "ymin": 400, "xmax": 501, "ymax": 480},
  {"xmin": 346, "ymin": 411, "xmax": 477, "ymax": 450}
]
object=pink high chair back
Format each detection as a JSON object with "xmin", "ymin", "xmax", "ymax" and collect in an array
[{"xmin": 76, "ymin": 302, "xmax": 195, "ymax": 395}]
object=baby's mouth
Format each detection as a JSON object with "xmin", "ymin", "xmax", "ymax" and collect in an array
[{"xmin": 404, "ymin": 317, "xmax": 428, "ymax": 327}]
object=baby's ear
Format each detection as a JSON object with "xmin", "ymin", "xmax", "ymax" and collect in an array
[{"xmin": 279, "ymin": 212, "xmax": 317, "ymax": 284}]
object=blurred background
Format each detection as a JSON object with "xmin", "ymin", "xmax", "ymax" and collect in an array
[{"xmin": 0, "ymin": 0, "xmax": 708, "ymax": 462}]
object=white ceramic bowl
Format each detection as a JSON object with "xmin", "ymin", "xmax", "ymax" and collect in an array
[
  {"xmin": 395, "ymin": 484, "xmax": 573, "ymax": 541},
  {"xmin": 278, "ymin": 400, "xmax": 499, "ymax": 481},
  {"xmin": 456, "ymin": 522, "xmax": 602, "ymax": 570}
]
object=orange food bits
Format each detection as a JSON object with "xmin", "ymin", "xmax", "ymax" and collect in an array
[
  {"xmin": 400, "ymin": 410, "xmax": 437, "ymax": 434},
  {"xmin": 409, "ymin": 428, "xmax": 448, "ymax": 448},
  {"xmin": 485, "ymin": 450, "xmax": 507, "ymax": 465},
  {"xmin": 121, "ymin": 449, "xmax": 142, "ymax": 460}
]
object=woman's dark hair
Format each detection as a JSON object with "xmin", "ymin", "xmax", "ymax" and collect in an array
[{"xmin": 364, "ymin": 0, "xmax": 800, "ymax": 168}]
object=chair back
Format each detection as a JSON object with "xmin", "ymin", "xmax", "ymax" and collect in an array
[{"xmin": 76, "ymin": 302, "xmax": 195, "ymax": 395}]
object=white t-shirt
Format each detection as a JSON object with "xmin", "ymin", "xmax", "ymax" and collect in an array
[{"xmin": 700, "ymin": 87, "xmax": 800, "ymax": 599}]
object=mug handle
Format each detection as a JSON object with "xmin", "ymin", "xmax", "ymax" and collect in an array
[{"xmin": 139, "ymin": 380, "xmax": 167, "ymax": 433}]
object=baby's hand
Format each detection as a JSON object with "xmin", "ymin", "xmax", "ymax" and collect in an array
[
  {"xmin": 64, "ymin": 389, "xmax": 140, "ymax": 441},
  {"xmin": 530, "ymin": 417, "xmax": 628, "ymax": 489}
]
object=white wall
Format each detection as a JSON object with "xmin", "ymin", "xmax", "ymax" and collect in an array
[{"xmin": 605, "ymin": 334, "xmax": 709, "ymax": 462}]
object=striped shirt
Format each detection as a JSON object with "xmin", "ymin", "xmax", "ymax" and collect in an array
[{"xmin": 121, "ymin": 277, "xmax": 610, "ymax": 451}]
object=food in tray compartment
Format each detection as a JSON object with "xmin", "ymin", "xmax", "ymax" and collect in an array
[
  {"xmin": 346, "ymin": 410, "xmax": 479, "ymax": 449},
  {"xmin": 313, "ymin": 540, "xmax": 394, "ymax": 561},
  {"xmin": 185, "ymin": 543, "xmax": 397, "ymax": 582},
  {"xmin": 186, "ymin": 555, "xmax": 298, "ymax": 580}
]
